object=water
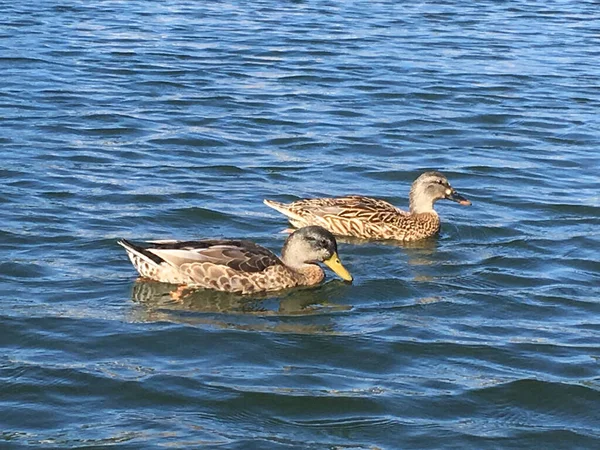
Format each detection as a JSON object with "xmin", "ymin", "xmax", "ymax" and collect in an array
[{"xmin": 2, "ymin": 0, "xmax": 599, "ymax": 448}]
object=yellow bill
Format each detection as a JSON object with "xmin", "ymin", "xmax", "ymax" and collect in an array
[{"xmin": 323, "ymin": 252, "xmax": 353, "ymax": 282}]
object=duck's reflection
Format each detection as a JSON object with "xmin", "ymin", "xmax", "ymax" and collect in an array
[
  {"xmin": 333, "ymin": 235, "xmax": 438, "ymax": 251},
  {"xmin": 336, "ymin": 234, "xmax": 439, "ymax": 270},
  {"xmin": 400, "ymin": 238, "xmax": 439, "ymax": 268},
  {"xmin": 129, "ymin": 279, "xmax": 352, "ymax": 332}
]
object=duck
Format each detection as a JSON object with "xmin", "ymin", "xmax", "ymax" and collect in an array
[
  {"xmin": 264, "ymin": 171, "xmax": 471, "ymax": 241},
  {"xmin": 118, "ymin": 225, "xmax": 352, "ymax": 295}
]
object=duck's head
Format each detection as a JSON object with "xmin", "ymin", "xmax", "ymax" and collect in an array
[
  {"xmin": 409, "ymin": 171, "xmax": 471, "ymax": 214},
  {"xmin": 281, "ymin": 226, "xmax": 353, "ymax": 282}
]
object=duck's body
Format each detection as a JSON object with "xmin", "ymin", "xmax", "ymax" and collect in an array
[
  {"xmin": 264, "ymin": 171, "xmax": 470, "ymax": 242},
  {"xmin": 118, "ymin": 226, "xmax": 352, "ymax": 294}
]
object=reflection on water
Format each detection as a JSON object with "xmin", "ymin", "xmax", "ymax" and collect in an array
[
  {"xmin": 337, "ymin": 234, "xmax": 440, "ymax": 270},
  {"xmin": 400, "ymin": 239, "xmax": 440, "ymax": 269},
  {"xmin": 128, "ymin": 280, "xmax": 353, "ymax": 333}
]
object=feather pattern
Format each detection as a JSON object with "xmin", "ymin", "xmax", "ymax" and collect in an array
[
  {"xmin": 264, "ymin": 171, "xmax": 470, "ymax": 241},
  {"xmin": 118, "ymin": 226, "xmax": 352, "ymax": 294}
]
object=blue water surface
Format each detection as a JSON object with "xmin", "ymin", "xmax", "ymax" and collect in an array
[{"xmin": 1, "ymin": 1, "xmax": 600, "ymax": 448}]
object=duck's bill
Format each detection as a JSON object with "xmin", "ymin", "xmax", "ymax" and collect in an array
[
  {"xmin": 446, "ymin": 190, "xmax": 471, "ymax": 206},
  {"xmin": 323, "ymin": 253, "xmax": 353, "ymax": 282}
]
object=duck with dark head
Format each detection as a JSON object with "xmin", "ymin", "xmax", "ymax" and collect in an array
[{"xmin": 118, "ymin": 225, "xmax": 352, "ymax": 295}]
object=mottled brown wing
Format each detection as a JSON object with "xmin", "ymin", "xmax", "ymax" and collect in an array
[
  {"xmin": 291, "ymin": 196, "xmax": 405, "ymax": 217},
  {"xmin": 336, "ymin": 209, "xmax": 405, "ymax": 223},
  {"xmin": 334, "ymin": 196, "xmax": 402, "ymax": 212},
  {"xmin": 145, "ymin": 239, "xmax": 282, "ymax": 273}
]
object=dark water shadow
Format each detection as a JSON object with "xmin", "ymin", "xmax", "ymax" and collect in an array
[
  {"xmin": 335, "ymin": 234, "xmax": 441, "ymax": 271},
  {"xmin": 334, "ymin": 235, "xmax": 439, "ymax": 251}
]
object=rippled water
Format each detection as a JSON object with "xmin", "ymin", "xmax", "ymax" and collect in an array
[{"xmin": 2, "ymin": 1, "xmax": 600, "ymax": 448}]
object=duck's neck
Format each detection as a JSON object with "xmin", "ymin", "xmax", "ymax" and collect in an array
[
  {"xmin": 294, "ymin": 264, "xmax": 325, "ymax": 286},
  {"xmin": 409, "ymin": 187, "xmax": 438, "ymax": 214},
  {"xmin": 281, "ymin": 249, "xmax": 325, "ymax": 286}
]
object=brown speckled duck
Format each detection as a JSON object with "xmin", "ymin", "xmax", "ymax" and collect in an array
[
  {"xmin": 264, "ymin": 171, "xmax": 471, "ymax": 241},
  {"xmin": 118, "ymin": 226, "xmax": 352, "ymax": 294}
]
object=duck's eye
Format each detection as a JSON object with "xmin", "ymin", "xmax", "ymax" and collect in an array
[{"xmin": 306, "ymin": 236, "xmax": 324, "ymax": 247}]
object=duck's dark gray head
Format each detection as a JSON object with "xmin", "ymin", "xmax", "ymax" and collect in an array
[
  {"xmin": 409, "ymin": 171, "xmax": 471, "ymax": 213},
  {"xmin": 282, "ymin": 226, "xmax": 353, "ymax": 281}
]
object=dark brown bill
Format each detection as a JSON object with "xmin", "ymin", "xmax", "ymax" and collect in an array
[{"xmin": 446, "ymin": 190, "xmax": 471, "ymax": 206}]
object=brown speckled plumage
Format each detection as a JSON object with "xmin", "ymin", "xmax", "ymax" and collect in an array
[
  {"xmin": 264, "ymin": 171, "xmax": 470, "ymax": 241},
  {"xmin": 118, "ymin": 226, "xmax": 352, "ymax": 294}
]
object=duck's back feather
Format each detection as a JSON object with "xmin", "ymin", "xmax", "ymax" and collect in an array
[
  {"xmin": 264, "ymin": 196, "xmax": 440, "ymax": 241},
  {"xmin": 121, "ymin": 239, "xmax": 281, "ymax": 274}
]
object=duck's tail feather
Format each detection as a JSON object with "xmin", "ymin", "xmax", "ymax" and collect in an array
[
  {"xmin": 118, "ymin": 239, "xmax": 167, "ymax": 281},
  {"xmin": 264, "ymin": 199, "xmax": 310, "ymax": 229}
]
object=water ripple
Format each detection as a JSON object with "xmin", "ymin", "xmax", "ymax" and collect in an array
[{"xmin": 2, "ymin": 0, "xmax": 600, "ymax": 448}]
